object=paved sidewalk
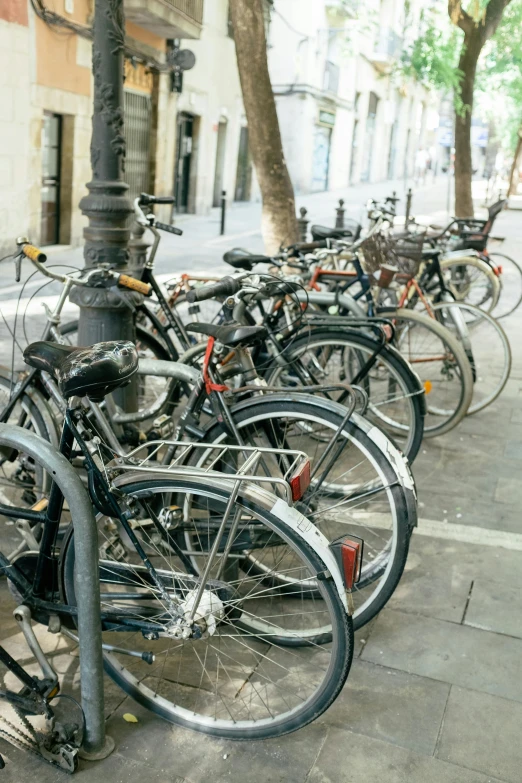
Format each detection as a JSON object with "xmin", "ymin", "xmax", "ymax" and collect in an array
[{"xmin": 0, "ymin": 185, "xmax": 521, "ymax": 782}]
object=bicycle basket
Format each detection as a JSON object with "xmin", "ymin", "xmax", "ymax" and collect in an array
[{"xmin": 361, "ymin": 230, "xmax": 425, "ymax": 284}]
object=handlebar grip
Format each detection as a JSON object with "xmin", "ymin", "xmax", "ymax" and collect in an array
[
  {"xmin": 21, "ymin": 244, "xmax": 47, "ymax": 263},
  {"xmin": 117, "ymin": 274, "xmax": 152, "ymax": 296},
  {"xmin": 186, "ymin": 276, "xmax": 241, "ymax": 303},
  {"xmin": 156, "ymin": 221, "xmax": 183, "ymax": 236},
  {"xmin": 290, "ymin": 240, "xmax": 328, "ymax": 253},
  {"xmin": 139, "ymin": 192, "xmax": 175, "ymax": 206}
]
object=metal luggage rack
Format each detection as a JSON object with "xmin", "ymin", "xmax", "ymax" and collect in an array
[{"xmin": 108, "ymin": 440, "xmax": 311, "ymax": 506}]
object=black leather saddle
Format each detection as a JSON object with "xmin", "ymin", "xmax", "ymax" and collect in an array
[
  {"xmin": 311, "ymin": 222, "xmax": 361, "ymax": 242},
  {"xmin": 186, "ymin": 322, "xmax": 267, "ymax": 347},
  {"xmin": 223, "ymin": 248, "xmax": 273, "ymax": 271},
  {"xmin": 23, "ymin": 340, "xmax": 138, "ymax": 401}
]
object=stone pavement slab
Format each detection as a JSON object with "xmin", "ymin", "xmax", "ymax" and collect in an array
[
  {"xmin": 464, "ymin": 578, "xmax": 522, "ymax": 638},
  {"xmin": 306, "ymin": 728, "xmax": 506, "ymax": 783},
  {"xmin": 437, "ymin": 686, "xmax": 522, "ymax": 783},
  {"xmin": 361, "ymin": 609, "xmax": 522, "ymax": 703},
  {"xmin": 317, "ymin": 659, "xmax": 450, "ymax": 755},
  {"xmin": 103, "ymin": 698, "xmax": 328, "ymax": 783}
]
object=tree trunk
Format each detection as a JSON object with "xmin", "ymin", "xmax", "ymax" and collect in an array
[
  {"xmin": 454, "ymin": 34, "xmax": 482, "ymax": 217},
  {"xmin": 229, "ymin": 0, "xmax": 297, "ymax": 253},
  {"xmin": 508, "ymin": 132, "xmax": 522, "ymax": 196}
]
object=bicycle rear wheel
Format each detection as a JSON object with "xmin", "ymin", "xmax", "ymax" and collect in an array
[
  {"xmin": 60, "ymin": 476, "xmax": 353, "ymax": 739},
  {"xmin": 263, "ymin": 327, "xmax": 425, "ymax": 463},
  {"xmin": 191, "ymin": 394, "xmax": 413, "ymax": 631}
]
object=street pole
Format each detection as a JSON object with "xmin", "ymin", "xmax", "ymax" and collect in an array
[{"xmin": 72, "ymin": 0, "xmax": 139, "ymax": 410}]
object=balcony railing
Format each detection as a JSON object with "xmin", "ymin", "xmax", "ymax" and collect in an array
[
  {"xmin": 369, "ymin": 27, "xmax": 403, "ymax": 72},
  {"xmin": 163, "ymin": 0, "xmax": 203, "ymax": 26},
  {"xmin": 124, "ymin": 0, "xmax": 203, "ymax": 39}
]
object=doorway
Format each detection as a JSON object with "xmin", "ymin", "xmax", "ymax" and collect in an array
[
  {"xmin": 361, "ymin": 92, "xmax": 379, "ymax": 182},
  {"xmin": 175, "ymin": 112, "xmax": 194, "ymax": 213},
  {"xmin": 213, "ymin": 120, "xmax": 228, "ymax": 207},
  {"xmin": 235, "ymin": 126, "xmax": 252, "ymax": 201},
  {"xmin": 311, "ymin": 126, "xmax": 332, "ymax": 192},
  {"xmin": 40, "ymin": 112, "xmax": 62, "ymax": 246}
]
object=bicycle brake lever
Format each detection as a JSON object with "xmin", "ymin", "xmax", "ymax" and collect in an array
[{"xmin": 15, "ymin": 253, "xmax": 22, "ymax": 283}]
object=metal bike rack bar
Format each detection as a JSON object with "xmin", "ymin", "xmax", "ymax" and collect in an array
[{"xmin": 0, "ymin": 425, "xmax": 114, "ymax": 761}]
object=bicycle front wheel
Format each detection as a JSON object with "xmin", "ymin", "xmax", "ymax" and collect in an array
[{"xmin": 60, "ymin": 475, "xmax": 353, "ymax": 740}]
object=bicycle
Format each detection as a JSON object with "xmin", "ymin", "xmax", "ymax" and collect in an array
[{"xmin": 0, "ymin": 337, "xmax": 358, "ymax": 742}]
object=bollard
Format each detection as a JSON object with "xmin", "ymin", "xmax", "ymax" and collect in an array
[
  {"xmin": 405, "ymin": 188, "xmax": 413, "ymax": 226},
  {"xmin": 220, "ymin": 190, "xmax": 227, "ymax": 236},
  {"xmin": 335, "ymin": 199, "xmax": 345, "ymax": 229},
  {"xmin": 297, "ymin": 207, "xmax": 309, "ymax": 242}
]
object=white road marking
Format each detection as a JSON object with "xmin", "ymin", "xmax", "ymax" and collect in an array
[{"xmin": 415, "ymin": 517, "xmax": 522, "ymax": 551}]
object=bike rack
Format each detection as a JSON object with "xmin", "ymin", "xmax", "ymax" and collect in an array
[{"xmin": 0, "ymin": 425, "xmax": 114, "ymax": 761}]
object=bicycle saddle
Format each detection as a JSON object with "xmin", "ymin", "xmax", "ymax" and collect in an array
[
  {"xmin": 311, "ymin": 224, "xmax": 357, "ymax": 242},
  {"xmin": 185, "ymin": 322, "xmax": 267, "ymax": 347},
  {"xmin": 23, "ymin": 340, "xmax": 138, "ymax": 401},
  {"xmin": 223, "ymin": 248, "xmax": 273, "ymax": 270}
]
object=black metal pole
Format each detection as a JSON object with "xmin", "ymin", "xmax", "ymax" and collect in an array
[
  {"xmin": 335, "ymin": 198, "xmax": 345, "ymax": 229},
  {"xmin": 220, "ymin": 190, "xmax": 227, "ymax": 235},
  {"xmin": 71, "ymin": 0, "xmax": 139, "ymax": 410},
  {"xmin": 405, "ymin": 187, "xmax": 413, "ymax": 226}
]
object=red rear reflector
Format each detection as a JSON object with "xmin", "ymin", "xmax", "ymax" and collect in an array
[
  {"xmin": 290, "ymin": 460, "xmax": 311, "ymax": 501},
  {"xmin": 328, "ymin": 535, "xmax": 364, "ymax": 590}
]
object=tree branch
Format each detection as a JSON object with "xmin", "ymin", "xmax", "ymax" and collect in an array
[
  {"xmin": 448, "ymin": 0, "xmax": 474, "ymax": 35},
  {"xmin": 484, "ymin": 0, "xmax": 513, "ymax": 40}
]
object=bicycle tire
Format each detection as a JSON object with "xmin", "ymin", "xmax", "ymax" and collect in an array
[
  {"xmin": 262, "ymin": 327, "xmax": 425, "ymax": 463},
  {"xmin": 439, "ymin": 255, "xmax": 500, "ymax": 313},
  {"xmin": 489, "ymin": 252, "xmax": 522, "ymax": 319},
  {"xmin": 430, "ymin": 301, "xmax": 512, "ymax": 414},
  {"xmin": 379, "ymin": 308, "xmax": 474, "ymax": 437}
]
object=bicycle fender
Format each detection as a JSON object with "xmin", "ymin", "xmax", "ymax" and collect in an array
[{"xmin": 269, "ymin": 497, "xmax": 349, "ymax": 613}]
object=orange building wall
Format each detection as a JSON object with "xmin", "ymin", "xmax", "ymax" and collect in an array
[
  {"xmin": 0, "ymin": 0, "xmax": 28, "ymax": 25},
  {"xmin": 35, "ymin": 0, "xmax": 91, "ymax": 95}
]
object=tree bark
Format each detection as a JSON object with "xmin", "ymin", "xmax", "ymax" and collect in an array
[
  {"xmin": 508, "ymin": 132, "xmax": 522, "ymax": 196},
  {"xmin": 229, "ymin": 0, "xmax": 297, "ymax": 253},
  {"xmin": 449, "ymin": 0, "xmax": 513, "ymax": 217},
  {"xmin": 454, "ymin": 35, "xmax": 482, "ymax": 216}
]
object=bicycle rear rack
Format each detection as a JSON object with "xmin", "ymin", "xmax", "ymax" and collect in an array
[{"xmin": 110, "ymin": 440, "xmax": 311, "ymax": 505}]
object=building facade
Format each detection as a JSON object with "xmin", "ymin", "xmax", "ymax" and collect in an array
[
  {"xmin": 0, "ymin": 0, "xmax": 443, "ymax": 256},
  {"xmin": 0, "ymin": 0, "xmax": 202, "ymax": 255},
  {"xmin": 268, "ymin": 0, "xmax": 436, "ymax": 195}
]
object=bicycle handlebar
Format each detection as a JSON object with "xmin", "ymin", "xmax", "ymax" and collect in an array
[
  {"xmin": 139, "ymin": 193, "xmax": 175, "ymax": 206},
  {"xmin": 289, "ymin": 240, "xmax": 328, "ymax": 254},
  {"xmin": 156, "ymin": 221, "xmax": 183, "ymax": 236},
  {"xmin": 186, "ymin": 276, "xmax": 242, "ymax": 303},
  {"xmin": 19, "ymin": 243, "xmax": 47, "ymax": 264}
]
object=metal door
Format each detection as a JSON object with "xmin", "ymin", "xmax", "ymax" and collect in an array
[
  {"xmin": 175, "ymin": 113, "xmax": 194, "ymax": 213},
  {"xmin": 124, "ymin": 90, "xmax": 152, "ymax": 202},
  {"xmin": 40, "ymin": 112, "xmax": 62, "ymax": 246}
]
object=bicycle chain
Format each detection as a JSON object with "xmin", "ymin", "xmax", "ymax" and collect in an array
[{"xmin": 0, "ymin": 704, "xmax": 78, "ymax": 773}]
